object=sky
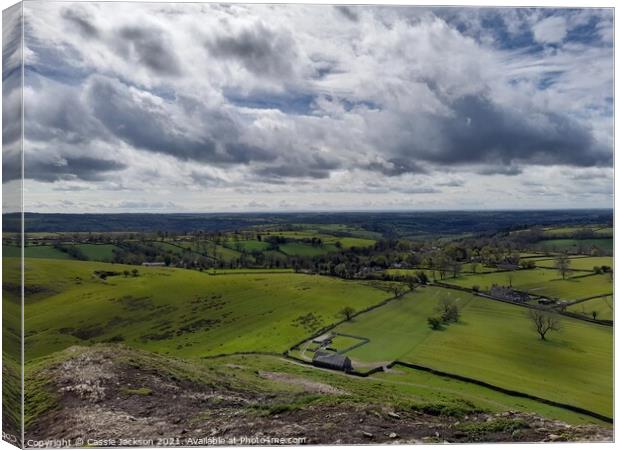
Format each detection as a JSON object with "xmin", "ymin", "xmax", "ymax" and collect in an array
[{"xmin": 2, "ymin": 2, "xmax": 614, "ymax": 213}]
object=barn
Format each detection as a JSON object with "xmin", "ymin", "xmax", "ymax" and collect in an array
[{"xmin": 312, "ymin": 351, "xmax": 353, "ymax": 372}]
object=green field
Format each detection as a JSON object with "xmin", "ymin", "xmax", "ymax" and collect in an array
[
  {"xmin": 71, "ymin": 244, "xmax": 119, "ymax": 261},
  {"xmin": 4, "ymin": 245, "xmax": 73, "ymax": 260},
  {"xmin": 535, "ymin": 239, "xmax": 613, "ymax": 252},
  {"xmin": 222, "ymin": 353, "xmax": 606, "ymax": 425},
  {"xmin": 567, "ymin": 296, "xmax": 613, "ymax": 321},
  {"xmin": 19, "ymin": 258, "xmax": 389, "ymax": 361},
  {"xmin": 332, "ymin": 287, "xmax": 612, "ymax": 416},
  {"xmin": 534, "ymin": 256, "xmax": 613, "ymax": 271},
  {"xmin": 446, "ymin": 269, "xmax": 612, "ymax": 301},
  {"xmin": 229, "ymin": 239, "xmax": 271, "ymax": 252}
]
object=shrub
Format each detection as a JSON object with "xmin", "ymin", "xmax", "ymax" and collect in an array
[{"xmin": 427, "ymin": 316, "xmax": 443, "ymax": 330}]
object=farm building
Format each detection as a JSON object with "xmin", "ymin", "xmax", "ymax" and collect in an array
[
  {"xmin": 312, "ymin": 351, "xmax": 353, "ymax": 372},
  {"xmin": 489, "ymin": 285, "xmax": 530, "ymax": 303},
  {"xmin": 312, "ymin": 333, "xmax": 333, "ymax": 345},
  {"xmin": 142, "ymin": 262, "xmax": 166, "ymax": 267}
]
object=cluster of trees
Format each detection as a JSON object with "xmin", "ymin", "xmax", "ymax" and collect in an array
[
  {"xmin": 53, "ymin": 243, "xmax": 87, "ymax": 260},
  {"xmin": 427, "ymin": 298, "xmax": 460, "ymax": 330}
]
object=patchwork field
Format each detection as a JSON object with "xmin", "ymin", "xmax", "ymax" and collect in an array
[
  {"xmin": 279, "ymin": 242, "xmax": 339, "ymax": 256},
  {"xmin": 332, "ymin": 287, "xmax": 612, "ymax": 416},
  {"xmin": 533, "ymin": 256, "xmax": 613, "ymax": 271},
  {"xmin": 566, "ymin": 296, "xmax": 613, "ymax": 321},
  {"xmin": 535, "ymin": 239, "xmax": 612, "ymax": 252},
  {"xmin": 4, "ymin": 245, "xmax": 72, "ymax": 259},
  {"xmin": 446, "ymin": 269, "xmax": 612, "ymax": 300},
  {"xmin": 71, "ymin": 243, "xmax": 119, "ymax": 261},
  {"xmin": 18, "ymin": 258, "xmax": 389, "ymax": 361}
]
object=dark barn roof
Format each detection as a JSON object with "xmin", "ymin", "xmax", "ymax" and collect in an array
[{"xmin": 312, "ymin": 351, "xmax": 353, "ymax": 372}]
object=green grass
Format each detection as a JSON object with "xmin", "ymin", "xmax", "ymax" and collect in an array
[
  {"xmin": 332, "ymin": 287, "xmax": 612, "ymax": 417},
  {"xmin": 447, "ymin": 269, "xmax": 612, "ymax": 300},
  {"xmin": 534, "ymin": 257, "xmax": 613, "ymax": 271},
  {"xmin": 4, "ymin": 245, "xmax": 74, "ymax": 260},
  {"xmin": 20, "ymin": 258, "xmax": 389, "ymax": 361},
  {"xmin": 229, "ymin": 240, "xmax": 270, "ymax": 252},
  {"xmin": 535, "ymin": 239, "xmax": 612, "ymax": 252},
  {"xmin": 152, "ymin": 241, "xmax": 189, "ymax": 255},
  {"xmin": 71, "ymin": 244, "xmax": 119, "ymax": 261},
  {"xmin": 566, "ymin": 296, "xmax": 613, "ymax": 321}
]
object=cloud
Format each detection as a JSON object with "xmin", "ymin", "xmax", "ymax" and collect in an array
[
  {"xmin": 61, "ymin": 8, "xmax": 100, "ymax": 39},
  {"xmin": 206, "ymin": 22, "xmax": 297, "ymax": 79},
  {"xmin": 115, "ymin": 25, "xmax": 182, "ymax": 76},
  {"xmin": 334, "ymin": 6, "xmax": 359, "ymax": 22},
  {"xmin": 532, "ymin": 16, "xmax": 567, "ymax": 44},
  {"xmin": 83, "ymin": 75, "xmax": 276, "ymax": 165},
  {"xmin": 25, "ymin": 156, "xmax": 126, "ymax": 182},
  {"xmin": 12, "ymin": 3, "xmax": 613, "ymax": 212}
]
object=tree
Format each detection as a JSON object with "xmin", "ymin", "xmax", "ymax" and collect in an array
[
  {"xmin": 554, "ymin": 254, "xmax": 571, "ymax": 280},
  {"xmin": 427, "ymin": 316, "xmax": 442, "ymax": 330},
  {"xmin": 528, "ymin": 309, "xmax": 560, "ymax": 340},
  {"xmin": 416, "ymin": 271, "xmax": 429, "ymax": 285},
  {"xmin": 338, "ymin": 306, "xmax": 356, "ymax": 321},
  {"xmin": 451, "ymin": 261, "xmax": 462, "ymax": 279},
  {"xmin": 123, "ymin": 270, "xmax": 129, "ymax": 278},
  {"xmin": 406, "ymin": 277, "xmax": 417, "ymax": 291},
  {"xmin": 437, "ymin": 298, "xmax": 460, "ymax": 323},
  {"xmin": 131, "ymin": 268, "xmax": 139, "ymax": 277},
  {"xmin": 591, "ymin": 310, "xmax": 599, "ymax": 321}
]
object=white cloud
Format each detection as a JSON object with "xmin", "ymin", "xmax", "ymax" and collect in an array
[
  {"xmin": 10, "ymin": 3, "xmax": 613, "ymax": 212},
  {"xmin": 532, "ymin": 16, "xmax": 567, "ymax": 44}
]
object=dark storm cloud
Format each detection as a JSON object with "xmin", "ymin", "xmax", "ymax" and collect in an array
[
  {"xmin": 206, "ymin": 23, "xmax": 296, "ymax": 78},
  {"xmin": 115, "ymin": 26, "xmax": 181, "ymax": 76},
  {"xmin": 25, "ymin": 156, "xmax": 127, "ymax": 182},
  {"xmin": 2, "ymin": 4, "xmax": 23, "ymax": 149},
  {"xmin": 335, "ymin": 6, "xmax": 360, "ymax": 22},
  {"xmin": 391, "ymin": 94, "xmax": 611, "ymax": 170},
  {"xmin": 253, "ymin": 154, "xmax": 340, "ymax": 181},
  {"xmin": 2, "ymin": 151, "xmax": 21, "ymax": 183},
  {"xmin": 84, "ymin": 75, "xmax": 276, "ymax": 165},
  {"xmin": 364, "ymin": 158, "xmax": 427, "ymax": 177},
  {"xmin": 61, "ymin": 8, "xmax": 99, "ymax": 39},
  {"xmin": 477, "ymin": 165, "xmax": 523, "ymax": 176},
  {"xmin": 25, "ymin": 78, "xmax": 108, "ymax": 145}
]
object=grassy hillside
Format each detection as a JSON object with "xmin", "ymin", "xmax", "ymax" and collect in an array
[
  {"xmin": 567, "ymin": 297, "xmax": 613, "ymax": 321},
  {"xmin": 4, "ymin": 245, "xmax": 73, "ymax": 259},
  {"xmin": 534, "ymin": 257, "xmax": 613, "ymax": 271},
  {"xmin": 535, "ymin": 239, "xmax": 612, "ymax": 252},
  {"xmin": 72, "ymin": 243, "xmax": 119, "ymax": 261},
  {"xmin": 19, "ymin": 258, "xmax": 389, "ymax": 361},
  {"xmin": 24, "ymin": 345, "xmax": 609, "ymax": 444},
  {"xmin": 332, "ymin": 287, "xmax": 612, "ymax": 416},
  {"xmin": 446, "ymin": 269, "xmax": 612, "ymax": 300}
]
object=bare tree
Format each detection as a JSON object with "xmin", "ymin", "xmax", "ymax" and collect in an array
[
  {"xmin": 338, "ymin": 306, "xmax": 356, "ymax": 321},
  {"xmin": 451, "ymin": 261, "xmax": 462, "ymax": 279},
  {"xmin": 554, "ymin": 254, "xmax": 571, "ymax": 280},
  {"xmin": 528, "ymin": 309, "xmax": 561, "ymax": 340}
]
